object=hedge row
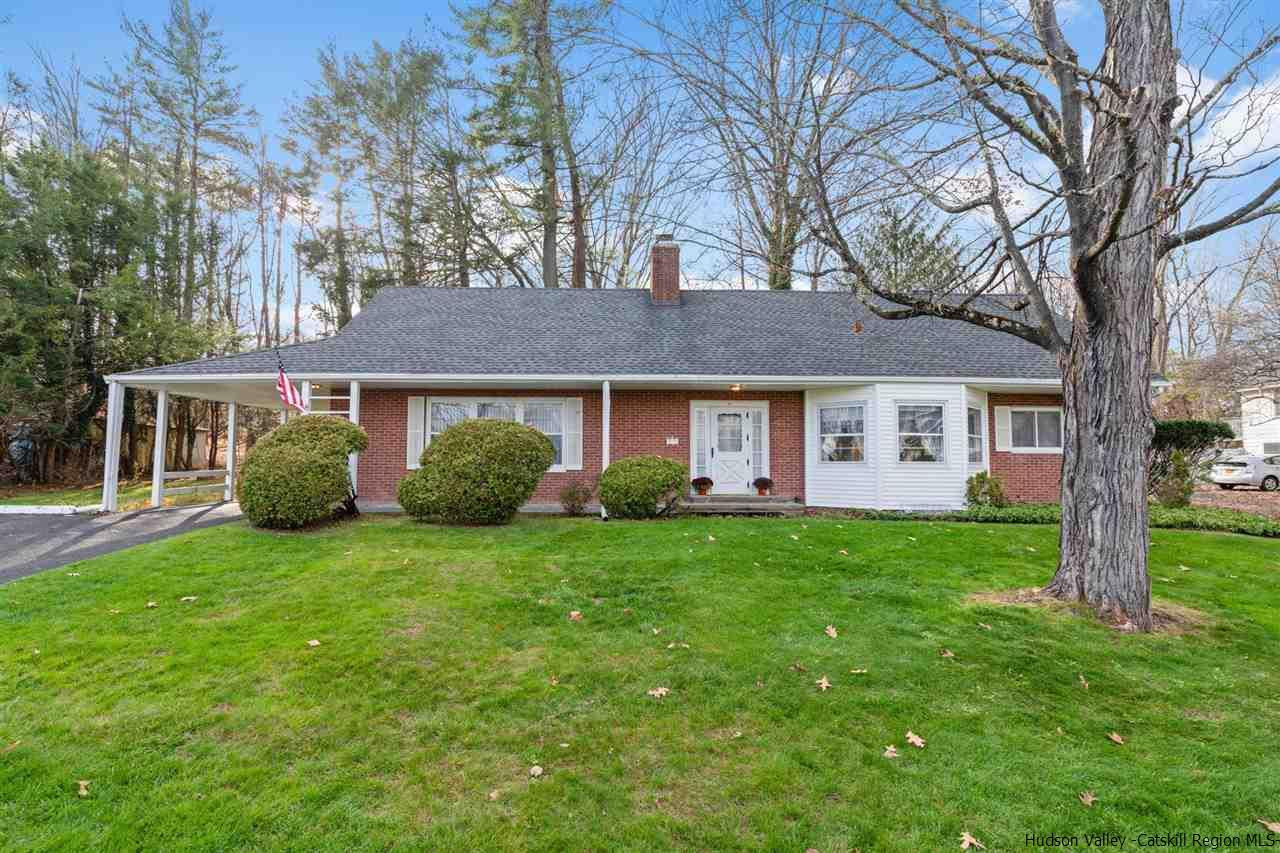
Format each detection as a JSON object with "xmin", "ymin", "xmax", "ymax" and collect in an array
[{"xmin": 829, "ymin": 502, "xmax": 1280, "ymax": 538}]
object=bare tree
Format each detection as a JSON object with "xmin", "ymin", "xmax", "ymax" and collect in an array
[{"xmin": 806, "ymin": 0, "xmax": 1280, "ymax": 629}]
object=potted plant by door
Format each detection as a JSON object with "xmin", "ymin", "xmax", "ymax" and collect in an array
[
  {"xmin": 691, "ymin": 476, "xmax": 714, "ymax": 496},
  {"xmin": 752, "ymin": 476, "xmax": 773, "ymax": 496}
]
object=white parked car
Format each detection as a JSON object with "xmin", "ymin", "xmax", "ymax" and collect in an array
[{"xmin": 1210, "ymin": 454, "xmax": 1280, "ymax": 491}]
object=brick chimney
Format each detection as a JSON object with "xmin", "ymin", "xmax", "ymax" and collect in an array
[{"xmin": 651, "ymin": 234, "xmax": 680, "ymax": 305}]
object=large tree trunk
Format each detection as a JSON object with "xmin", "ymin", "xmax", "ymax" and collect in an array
[{"xmin": 1042, "ymin": 0, "xmax": 1173, "ymax": 632}]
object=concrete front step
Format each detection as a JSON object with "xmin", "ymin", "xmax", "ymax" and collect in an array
[{"xmin": 681, "ymin": 495, "xmax": 805, "ymax": 515}]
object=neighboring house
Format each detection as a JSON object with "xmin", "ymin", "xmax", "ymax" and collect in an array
[
  {"xmin": 102, "ymin": 237, "xmax": 1070, "ymax": 512},
  {"xmin": 1240, "ymin": 384, "xmax": 1280, "ymax": 456}
]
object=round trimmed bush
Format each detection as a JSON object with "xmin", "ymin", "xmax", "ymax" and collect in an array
[
  {"xmin": 599, "ymin": 455, "xmax": 688, "ymax": 519},
  {"xmin": 238, "ymin": 442, "xmax": 351, "ymax": 529},
  {"xmin": 237, "ymin": 415, "xmax": 369, "ymax": 529},
  {"xmin": 254, "ymin": 413, "xmax": 369, "ymax": 457},
  {"xmin": 397, "ymin": 419, "xmax": 555, "ymax": 525}
]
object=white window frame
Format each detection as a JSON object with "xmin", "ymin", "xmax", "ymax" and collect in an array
[
  {"xmin": 426, "ymin": 396, "xmax": 572, "ymax": 472},
  {"xmin": 817, "ymin": 401, "xmax": 868, "ymax": 465},
  {"xmin": 966, "ymin": 406, "xmax": 985, "ymax": 466},
  {"xmin": 895, "ymin": 401, "xmax": 947, "ymax": 465},
  {"xmin": 1008, "ymin": 406, "xmax": 1064, "ymax": 454}
]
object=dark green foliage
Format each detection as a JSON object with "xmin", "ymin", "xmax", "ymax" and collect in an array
[
  {"xmin": 238, "ymin": 415, "xmax": 368, "ymax": 529},
  {"xmin": 832, "ymin": 502, "xmax": 1280, "ymax": 538},
  {"xmin": 397, "ymin": 419, "xmax": 555, "ymax": 524},
  {"xmin": 238, "ymin": 443, "xmax": 351, "ymax": 529},
  {"xmin": 1150, "ymin": 419, "xmax": 1234, "ymax": 488},
  {"xmin": 752, "ymin": 476, "xmax": 773, "ymax": 491},
  {"xmin": 558, "ymin": 479, "xmax": 595, "ymax": 516},
  {"xmin": 254, "ymin": 413, "xmax": 369, "ymax": 458},
  {"xmin": 599, "ymin": 455, "xmax": 687, "ymax": 519},
  {"xmin": 1153, "ymin": 451, "xmax": 1195, "ymax": 507},
  {"xmin": 965, "ymin": 471, "xmax": 1009, "ymax": 507},
  {"xmin": 691, "ymin": 476, "xmax": 713, "ymax": 491}
]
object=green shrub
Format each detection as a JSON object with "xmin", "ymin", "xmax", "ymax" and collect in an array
[
  {"xmin": 965, "ymin": 471, "xmax": 1008, "ymax": 507},
  {"xmin": 254, "ymin": 413, "xmax": 369, "ymax": 457},
  {"xmin": 599, "ymin": 455, "xmax": 687, "ymax": 519},
  {"xmin": 1153, "ymin": 450, "xmax": 1194, "ymax": 507},
  {"xmin": 558, "ymin": 479, "xmax": 595, "ymax": 516},
  {"xmin": 238, "ymin": 443, "xmax": 351, "ymax": 529},
  {"xmin": 237, "ymin": 415, "xmax": 369, "ymax": 529},
  {"xmin": 824, "ymin": 501, "xmax": 1280, "ymax": 538},
  {"xmin": 397, "ymin": 419, "xmax": 555, "ymax": 525},
  {"xmin": 1150, "ymin": 419, "xmax": 1233, "ymax": 489}
]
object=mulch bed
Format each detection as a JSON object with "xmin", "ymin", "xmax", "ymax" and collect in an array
[{"xmin": 1191, "ymin": 485, "xmax": 1280, "ymax": 519}]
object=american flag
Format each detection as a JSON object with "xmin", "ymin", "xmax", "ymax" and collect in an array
[{"xmin": 275, "ymin": 349, "xmax": 307, "ymax": 413}]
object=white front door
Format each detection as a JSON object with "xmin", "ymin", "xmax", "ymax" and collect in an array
[{"xmin": 711, "ymin": 409, "xmax": 752, "ymax": 493}]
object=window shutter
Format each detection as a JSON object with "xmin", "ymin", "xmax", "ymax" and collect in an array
[
  {"xmin": 994, "ymin": 406, "xmax": 1011, "ymax": 452},
  {"xmin": 563, "ymin": 397, "xmax": 583, "ymax": 470},
  {"xmin": 406, "ymin": 396, "xmax": 425, "ymax": 469}
]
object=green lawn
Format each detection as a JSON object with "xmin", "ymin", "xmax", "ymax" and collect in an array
[
  {"xmin": 0, "ymin": 479, "xmax": 215, "ymax": 510},
  {"xmin": 2, "ymin": 516, "xmax": 1278, "ymax": 851}
]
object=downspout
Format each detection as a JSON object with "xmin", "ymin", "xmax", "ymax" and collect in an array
[{"xmin": 601, "ymin": 380, "xmax": 611, "ymax": 519}]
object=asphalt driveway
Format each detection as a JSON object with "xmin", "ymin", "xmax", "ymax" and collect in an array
[{"xmin": 0, "ymin": 503, "xmax": 243, "ymax": 584}]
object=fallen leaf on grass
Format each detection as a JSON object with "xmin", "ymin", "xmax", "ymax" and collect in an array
[
  {"xmin": 789, "ymin": 662, "xmax": 807, "ymax": 673},
  {"xmin": 838, "ymin": 549, "xmax": 849, "ymax": 556},
  {"xmin": 651, "ymin": 627, "xmax": 661, "ymax": 635},
  {"xmin": 488, "ymin": 790, "xmax": 500, "ymax": 801},
  {"xmin": 883, "ymin": 745, "xmax": 898, "ymax": 758},
  {"xmin": 180, "ymin": 596, "xmax": 197, "ymax": 603},
  {"xmin": 1257, "ymin": 819, "xmax": 1280, "ymax": 833},
  {"xmin": 939, "ymin": 649, "xmax": 955, "ymax": 659},
  {"xmin": 66, "ymin": 572, "xmax": 81, "ymax": 577},
  {"xmin": 666, "ymin": 642, "xmax": 690, "ymax": 649},
  {"xmin": 824, "ymin": 625, "xmax": 838, "ymax": 639},
  {"xmin": 568, "ymin": 611, "xmax": 583, "ymax": 622},
  {"xmin": 3, "ymin": 741, "xmax": 19, "ymax": 753},
  {"xmin": 1079, "ymin": 791, "xmax": 1097, "ymax": 807},
  {"xmin": 529, "ymin": 765, "xmax": 543, "ymax": 778},
  {"xmin": 815, "ymin": 676, "xmax": 832, "ymax": 691},
  {"xmin": 145, "ymin": 602, "xmax": 158, "ymax": 609},
  {"xmin": 77, "ymin": 780, "xmax": 90, "ymax": 798},
  {"xmin": 1178, "ymin": 564, "xmax": 1192, "ymax": 572},
  {"xmin": 905, "ymin": 730, "xmax": 925, "ymax": 748},
  {"xmin": 789, "ymin": 534, "xmax": 800, "ymax": 541},
  {"xmin": 907, "ymin": 536, "xmax": 918, "ymax": 542},
  {"xmin": 849, "ymin": 668, "xmax": 868, "ymax": 674},
  {"xmin": 1079, "ymin": 673, "xmax": 1089, "ymax": 690},
  {"xmin": 1107, "ymin": 732, "xmax": 1125, "ymax": 745},
  {"xmin": 549, "ymin": 676, "xmax": 559, "ymax": 686},
  {"xmin": 960, "ymin": 831, "xmax": 985, "ymax": 850},
  {"xmin": 977, "ymin": 622, "xmax": 992, "ymax": 631},
  {"xmin": 1025, "ymin": 546, "xmax": 1037, "ymax": 553},
  {"xmin": 647, "ymin": 686, "xmax": 670, "ymax": 699},
  {"xmin": 108, "ymin": 609, "xmax": 121, "ymax": 615},
  {"xmin": 306, "ymin": 640, "xmax": 321, "ymax": 648}
]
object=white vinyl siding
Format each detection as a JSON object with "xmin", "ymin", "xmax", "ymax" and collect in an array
[
  {"xmin": 1241, "ymin": 388, "xmax": 1280, "ymax": 457},
  {"xmin": 804, "ymin": 387, "xmax": 878, "ymax": 509},
  {"xmin": 875, "ymin": 384, "xmax": 967, "ymax": 510},
  {"xmin": 411, "ymin": 396, "xmax": 583, "ymax": 471}
]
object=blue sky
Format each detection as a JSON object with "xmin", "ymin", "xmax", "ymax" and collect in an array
[{"xmin": 1, "ymin": 0, "xmax": 462, "ymax": 138}]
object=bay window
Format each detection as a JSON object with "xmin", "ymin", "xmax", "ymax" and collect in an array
[{"xmin": 897, "ymin": 403, "xmax": 945, "ymax": 463}]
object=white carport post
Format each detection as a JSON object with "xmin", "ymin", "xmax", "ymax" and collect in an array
[
  {"xmin": 101, "ymin": 380, "xmax": 125, "ymax": 512},
  {"xmin": 151, "ymin": 389, "xmax": 169, "ymax": 508},
  {"xmin": 347, "ymin": 381, "xmax": 361, "ymax": 494},
  {"xmin": 223, "ymin": 401, "xmax": 238, "ymax": 502},
  {"xmin": 301, "ymin": 380, "xmax": 312, "ymax": 413},
  {"xmin": 600, "ymin": 380, "xmax": 611, "ymax": 519}
]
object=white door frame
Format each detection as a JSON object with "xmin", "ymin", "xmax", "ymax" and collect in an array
[{"xmin": 690, "ymin": 399, "xmax": 770, "ymax": 494}]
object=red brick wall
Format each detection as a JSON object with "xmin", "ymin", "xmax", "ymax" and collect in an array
[
  {"xmin": 610, "ymin": 390, "xmax": 805, "ymax": 501},
  {"xmin": 355, "ymin": 387, "xmax": 805, "ymax": 504},
  {"xmin": 987, "ymin": 393, "xmax": 1065, "ymax": 503}
]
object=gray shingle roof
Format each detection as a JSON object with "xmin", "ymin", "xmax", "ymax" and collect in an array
[{"xmin": 117, "ymin": 288, "xmax": 1061, "ymax": 380}]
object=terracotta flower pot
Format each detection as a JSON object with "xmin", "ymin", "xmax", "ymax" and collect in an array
[
  {"xmin": 757, "ymin": 487, "xmax": 769, "ymax": 496},
  {"xmin": 696, "ymin": 486, "xmax": 709, "ymax": 496}
]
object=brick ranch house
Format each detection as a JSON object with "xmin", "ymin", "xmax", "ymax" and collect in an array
[{"xmin": 101, "ymin": 238, "xmax": 1070, "ymax": 513}]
